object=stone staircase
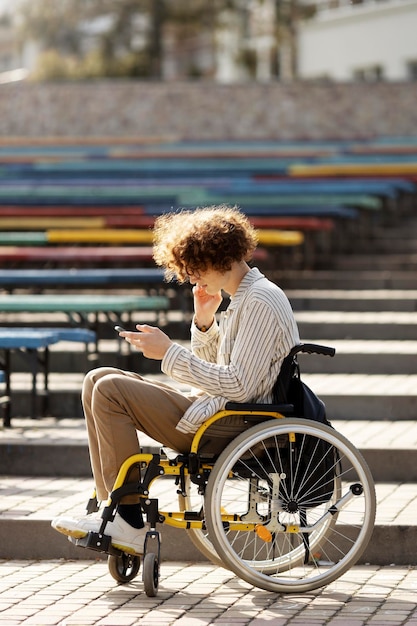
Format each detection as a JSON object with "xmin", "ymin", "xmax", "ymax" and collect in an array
[{"xmin": 1, "ymin": 213, "xmax": 417, "ymax": 565}]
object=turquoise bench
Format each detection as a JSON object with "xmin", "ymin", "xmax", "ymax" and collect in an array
[
  {"xmin": 0, "ymin": 294, "xmax": 170, "ymax": 360},
  {"xmin": 0, "ymin": 294, "xmax": 169, "ymax": 330}
]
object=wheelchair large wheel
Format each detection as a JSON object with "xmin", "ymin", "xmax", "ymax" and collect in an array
[{"xmin": 205, "ymin": 418, "xmax": 376, "ymax": 593}]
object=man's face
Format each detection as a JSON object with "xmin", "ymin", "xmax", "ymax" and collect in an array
[{"xmin": 187, "ymin": 267, "xmax": 227, "ymax": 295}]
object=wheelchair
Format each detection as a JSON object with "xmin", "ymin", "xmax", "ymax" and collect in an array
[{"xmin": 70, "ymin": 344, "xmax": 376, "ymax": 596}]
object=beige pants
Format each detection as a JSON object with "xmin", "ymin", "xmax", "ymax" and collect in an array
[
  {"xmin": 82, "ymin": 367, "xmax": 250, "ymax": 503},
  {"xmin": 82, "ymin": 367, "xmax": 197, "ymax": 502}
]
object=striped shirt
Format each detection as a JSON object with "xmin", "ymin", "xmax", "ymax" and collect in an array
[{"xmin": 162, "ymin": 267, "xmax": 300, "ymax": 434}]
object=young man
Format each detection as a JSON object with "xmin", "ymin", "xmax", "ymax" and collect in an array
[{"xmin": 51, "ymin": 205, "xmax": 300, "ymax": 555}]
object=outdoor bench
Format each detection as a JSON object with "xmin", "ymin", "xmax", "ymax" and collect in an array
[
  {"xmin": 201, "ymin": 192, "xmax": 382, "ymax": 211},
  {"xmin": 0, "ymin": 268, "xmax": 166, "ymax": 291},
  {"xmin": 0, "ymin": 245, "xmax": 155, "ymax": 266},
  {"xmin": 0, "ymin": 228, "xmax": 304, "ymax": 249},
  {"xmin": 0, "ymin": 294, "xmax": 169, "ymax": 330},
  {"xmin": 46, "ymin": 228, "xmax": 304, "ymax": 248},
  {"xmin": 221, "ymin": 179, "xmax": 410, "ymax": 199},
  {"xmin": 289, "ymin": 162, "xmax": 417, "ymax": 180},
  {"xmin": 0, "ymin": 245, "xmax": 269, "ymax": 268},
  {"xmin": 0, "ymin": 209, "xmax": 335, "ymax": 233},
  {"xmin": 0, "ymin": 205, "xmax": 146, "ymax": 217},
  {"xmin": 0, "ymin": 327, "xmax": 96, "ymax": 426}
]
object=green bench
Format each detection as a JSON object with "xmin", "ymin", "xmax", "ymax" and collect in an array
[
  {"xmin": 0, "ymin": 294, "xmax": 169, "ymax": 327},
  {"xmin": 0, "ymin": 295, "xmax": 170, "ymax": 426},
  {"xmin": 0, "ymin": 294, "xmax": 170, "ymax": 358}
]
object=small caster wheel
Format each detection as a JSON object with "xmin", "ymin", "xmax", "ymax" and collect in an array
[
  {"xmin": 108, "ymin": 553, "xmax": 141, "ymax": 583},
  {"xmin": 142, "ymin": 552, "xmax": 159, "ymax": 597}
]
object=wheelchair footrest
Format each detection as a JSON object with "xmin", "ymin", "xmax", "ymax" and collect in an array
[{"xmin": 69, "ymin": 531, "xmax": 123, "ymax": 557}]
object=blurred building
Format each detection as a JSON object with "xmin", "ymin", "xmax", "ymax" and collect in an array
[{"xmin": 297, "ymin": 0, "xmax": 417, "ymax": 81}]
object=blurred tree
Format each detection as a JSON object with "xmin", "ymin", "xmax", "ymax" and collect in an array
[
  {"xmin": 18, "ymin": 0, "xmax": 165, "ymax": 79},
  {"xmin": 17, "ymin": 0, "xmax": 314, "ymax": 81},
  {"xmin": 274, "ymin": 0, "xmax": 316, "ymax": 80},
  {"xmin": 18, "ymin": 0, "xmax": 89, "ymax": 56}
]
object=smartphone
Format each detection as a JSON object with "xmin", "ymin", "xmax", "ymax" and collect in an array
[{"xmin": 114, "ymin": 325, "xmax": 127, "ymax": 333}]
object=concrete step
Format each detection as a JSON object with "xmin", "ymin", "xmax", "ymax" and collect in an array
[
  {"xmin": 334, "ymin": 253, "xmax": 417, "ymax": 271},
  {"xmin": 274, "ymin": 269, "xmax": 417, "ymax": 290},
  {"xmin": 1, "ymin": 419, "xmax": 416, "ymax": 483},
  {"xmin": 295, "ymin": 310, "xmax": 417, "ymax": 340},
  {"xmin": 4, "ymin": 371, "xmax": 417, "ymax": 420},
  {"xmin": 1, "ymin": 400, "xmax": 415, "ymax": 566},
  {"xmin": 362, "ymin": 236, "xmax": 417, "ymax": 253},
  {"xmin": 287, "ymin": 289, "xmax": 417, "ymax": 312},
  {"xmin": 8, "ymin": 337, "xmax": 416, "ymax": 376},
  {"xmin": 365, "ymin": 218, "xmax": 417, "ymax": 238},
  {"xmin": 307, "ymin": 373, "xmax": 417, "ymax": 420},
  {"xmin": 299, "ymin": 340, "xmax": 417, "ymax": 375},
  {"xmin": 0, "ymin": 474, "xmax": 414, "ymax": 565}
]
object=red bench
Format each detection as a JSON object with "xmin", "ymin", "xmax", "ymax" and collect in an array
[
  {"xmin": 0, "ymin": 205, "xmax": 145, "ymax": 217},
  {"xmin": 0, "ymin": 245, "xmax": 269, "ymax": 267}
]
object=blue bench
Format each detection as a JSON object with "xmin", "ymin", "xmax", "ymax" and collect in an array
[
  {"xmin": 227, "ymin": 179, "xmax": 416, "ymax": 203},
  {"xmin": 0, "ymin": 268, "xmax": 166, "ymax": 290},
  {"xmin": 2, "ymin": 174, "xmax": 413, "ymax": 193},
  {"xmin": 145, "ymin": 203, "xmax": 359, "ymax": 219},
  {"xmin": 0, "ymin": 327, "xmax": 96, "ymax": 427}
]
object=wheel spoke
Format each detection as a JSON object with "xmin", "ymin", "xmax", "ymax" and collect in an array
[{"xmin": 206, "ymin": 418, "xmax": 376, "ymax": 593}]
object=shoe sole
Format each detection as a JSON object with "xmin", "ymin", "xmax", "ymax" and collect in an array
[
  {"xmin": 53, "ymin": 523, "xmax": 143, "ymax": 555},
  {"xmin": 53, "ymin": 523, "xmax": 88, "ymax": 540},
  {"xmin": 111, "ymin": 541, "xmax": 143, "ymax": 556}
]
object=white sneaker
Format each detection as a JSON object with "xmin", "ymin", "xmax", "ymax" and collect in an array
[{"xmin": 51, "ymin": 512, "xmax": 149, "ymax": 555}]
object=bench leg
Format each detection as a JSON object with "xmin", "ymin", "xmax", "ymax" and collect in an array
[
  {"xmin": 1, "ymin": 350, "xmax": 12, "ymax": 427},
  {"xmin": 28, "ymin": 349, "xmax": 39, "ymax": 420},
  {"xmin": 42, "ymin": 347, "xmax": 50, "ymax": 417},
  {"xmin": 28, "ymin": 348, "xmax": 50, "ymax": 419}
]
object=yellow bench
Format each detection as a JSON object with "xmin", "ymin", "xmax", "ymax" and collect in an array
[
  {"xmin": 46, "ymin": 228, "xmax": 304, "ymax": 247},
  {"xmin": 289, "ymin": 163, "xmax": 417, "ymax": 177}
]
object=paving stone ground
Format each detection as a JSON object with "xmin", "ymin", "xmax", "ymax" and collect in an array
[{"xmin": 0, "ymin": 560, "xmax": 416, "ymax": 626}]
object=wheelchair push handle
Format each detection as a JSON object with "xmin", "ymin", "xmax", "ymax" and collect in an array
[{"xmin": 290, "ymin": 343, "xmax": 336, "ymax": 358}]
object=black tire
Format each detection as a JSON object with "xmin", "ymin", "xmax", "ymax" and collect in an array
[
  {"xmin": 108, "ymin": 553, "xmax": 140, "ymax": 583},
  {"xmin": 143, "ymin": 552, "xmax": 159, "ymax": 597}
]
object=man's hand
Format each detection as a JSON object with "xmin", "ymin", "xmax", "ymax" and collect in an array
[
  {"xmin": 118, "ymin": 324, "xmax": 173, "ymax": 360},
  {"xmin": 193, "ymin": 285, "xmax": 222, "ymax": 329}
]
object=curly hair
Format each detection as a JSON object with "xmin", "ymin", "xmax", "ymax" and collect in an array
[{"xmin": 152, "ymin": 205, "xmax": 258, "ymax": 283}]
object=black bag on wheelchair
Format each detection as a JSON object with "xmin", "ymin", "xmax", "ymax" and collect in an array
[{"xmin": 272, "ymin": 346, "xmax": 337, "ymax": 508}]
